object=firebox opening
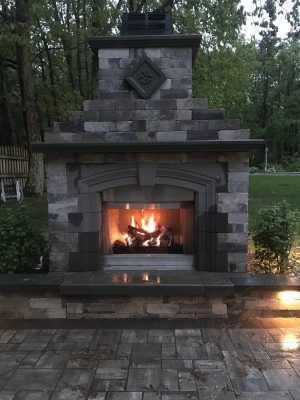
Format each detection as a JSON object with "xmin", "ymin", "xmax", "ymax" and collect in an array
[
  {"xmin": 100, "ymin": 184, "xmax": 196, "ymax": 269},
  {"xmin": 103, "ymin": 203, "xmax": 194, "ymax": 256}
]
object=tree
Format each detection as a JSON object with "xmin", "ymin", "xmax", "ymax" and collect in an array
[
  {"xmin": 15, "ymin": 0, "xmax": 44, "ymax": 195},
  {"xmin": 1, "ymin": 0, "xmax": 300, "ymax": 176}
]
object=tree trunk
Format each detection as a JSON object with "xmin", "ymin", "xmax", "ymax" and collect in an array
[
  {"xmin": 16, "ymin": 0, "xmax": 44, "ymax": 196},
  {"xmin": 0, "ymin": 56, "xmax": 18, "ymax": 145},
  {"xmin": 261, "ymin": 68, "xmax": 269, "ymax": 129},
  {"xmin": 36, "ymin": 17, "xmax": 59, "ymax": 119},
  {"xmin": 51, "ymin": 0, "xmax": 76, "ymax": 91},
  {"xmin": 37, "ymin": 41, "xmax": 52, "ymax": 128},
  {"xmin": 75, "ymin": 0, "xmax": 85, "ymax": 97},
  {"xmin": 82, "ymin": 0, "xmax": 90, "ymax": 98}
]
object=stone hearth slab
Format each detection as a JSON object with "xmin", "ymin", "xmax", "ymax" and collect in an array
[
  {"xmin": 201, "ymin": 273, "xmax": 234, "ymax": 295},
  {"xmin": 60, "ymin": 271, "xmax": 205, "ymax": 296}
]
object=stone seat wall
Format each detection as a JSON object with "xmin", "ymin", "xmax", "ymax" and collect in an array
[{"xmin": 2, "ymin": 291, "xmax": 300, "ymax": 319}]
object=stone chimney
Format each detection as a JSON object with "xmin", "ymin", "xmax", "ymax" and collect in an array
[{"xmin": 33, "ymin": 14, "xmax": 264, "ymax": 273}]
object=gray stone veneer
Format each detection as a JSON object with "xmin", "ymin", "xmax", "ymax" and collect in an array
[
  {"xmin": 44, "ymin": 39, "xmax": 251, "ymax": 273},
  {"xmin": 2, "ymin": 290, "xmax": 300, "ymax": 319},
  {"xmin": 46, "ymin": 151, "xmax": 249, "ymax": 273}
]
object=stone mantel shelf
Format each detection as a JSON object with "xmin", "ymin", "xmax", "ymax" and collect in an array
[
  {"xmin": 32, "ymin": 140, "xmax": 265, "ymax": 154},
  {"xmin": 87, "ymin": 34, "xmax": 202, "ymax": 62}
]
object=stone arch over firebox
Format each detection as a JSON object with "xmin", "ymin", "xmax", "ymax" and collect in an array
[{"xmin": 77, "ymin": 163, "xmax": 222, "ymax": 271}]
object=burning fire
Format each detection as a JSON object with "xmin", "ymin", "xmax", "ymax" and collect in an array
[
  {"xmin": 142, "ymin": 272, "xmax": 150, "ymax": 281},
  {"xmin": 142, "ymin": 213, "xmax": 156, "ymax": 232},
  {"xmin": 131, "ymin": 215, "xmax": 136, "ymax": 227},
  {"xmin": 131, "ymin": 212, "xmax": 156, "ymax": 232},
  {"xmin": 111, "ymin": 209, "xmax": 175, "ymax": 252},
  {"xmin": 124, "ymin": 211, "xmax": 162, "ymax": 247}
]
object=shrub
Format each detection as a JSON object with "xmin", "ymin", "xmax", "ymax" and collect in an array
[
  {"xmin": 251, "ymin": 200, "xmax": 299, "ymax": 273},
  {"xmin": 0, "ymin": 206, "xmax": 48, "ymax": 273}
]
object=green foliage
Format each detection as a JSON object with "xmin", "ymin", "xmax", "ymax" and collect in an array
[
  {"xmin": 0, "ymin": 206, "xmax": 48, "ymax": 273},
  {"xmin": 249, "ymin": 176, "xmax": 300, "ymax": 232},
  {"xmin": 193, "ymin": 41, "xmax": 257, "ymax": 121},
  {"xmin": 247, "ymin": 39, "xmax": 300, "ymax": 164},
  {"xmin": 253, "ymin": 158, "xmax": 300, "ymax": 173},
  {"xmin": 251, "ymin": 201, "xmax": 299, "ymax": 273},
  {"xmin": 1, "ymin": 0, "xmax": 300, "ymax": 167}
]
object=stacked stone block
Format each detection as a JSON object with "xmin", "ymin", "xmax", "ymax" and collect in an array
[
  {"xmin": 2, "ymin": 291, "xmax": 300, "ymax": 319},
  {"xmin": 45, "ymin": 42, "xmax": 251, "ymax": 273},
  {"xmin": 97, "ymin": 47, "xmax": 192, "ymax": 100},
  {"xmin": 49, "ymin": 97, "xmax": 242, "ymax": 144},
  {"xmin": 46, "ymin": 151, "xmax": 249, "ymax": 273}
]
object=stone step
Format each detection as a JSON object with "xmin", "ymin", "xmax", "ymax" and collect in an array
[
  {"xmin": 176, "ymin": 119, "xmax": 240, "ymax": 131},
  {"xmin": 68, "ymin": 110, "xmax": 99, "ymax": 123},
  {"xmin": 218, "ymin": 129, "xmax": 250, "ymax": 140},
  {"xmin": 192, "ymin": 109, "xmax": 224, "ymax": 120},
  {"xmin": 54, "ymin": 119, "xmax": 240, "ymax": 135},
  {"xmin": 207, "ymin": 119, "xmax": 240, "ymax": 131},
  {"xmin": 68, "ymin": 109, "xmax": 228, "ymax": 124},
  {"xmin": 54, "ymin": 122, "xmax": 83, "ymax": 133},
  {"xmin": 187, "ymin": 131, "xmax": 218, "ymax": 140},
  {"xmin": 83, "ymin": 98, "xmax": 209, "ymax": 112}
]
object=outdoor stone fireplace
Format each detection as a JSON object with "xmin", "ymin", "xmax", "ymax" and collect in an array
[{"xmin": 33, "ymin": 13, "xmax": 264, "ymax": 274}]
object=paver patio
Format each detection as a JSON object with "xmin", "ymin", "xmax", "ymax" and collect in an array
[{"xmin": 0, "ymin": 319, "xmax": 300, "ymax": 399}]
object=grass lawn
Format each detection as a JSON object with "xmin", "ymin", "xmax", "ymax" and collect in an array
[
  {"xmin": 0, "ymin": 195, "xmax": 48, "ymax": 236},
  {"xmin": 249, "ymin": 175, "xmax": 300, "ymax": 233},
  {"xmin": 0, "ymin": 175, "xmax": 299, "ymax": 236}
]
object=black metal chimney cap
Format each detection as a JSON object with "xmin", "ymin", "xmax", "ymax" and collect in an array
[{"xmin": 120, "ymin": 12, "xmax": 174, "ymax": 36}]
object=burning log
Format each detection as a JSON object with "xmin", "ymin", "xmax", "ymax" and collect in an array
[
  {"xmin": 112, "ymin": 214, "xmax": 181, "ymax": 254},
  {"xmin": 128, "ymin": 225, "xmax": 149, "ymax": 236},
  {"xmin": 127, "ymin": 225, "xmax": 146, "ymax": 246},
  {"xmin": 160, "ymin": 226, "xmax": 174, "ymax": 247},
  {"xmin": 128, "ymin": 225, "xmax": 161, "ymax": 241},
  {"xmin": 127, "ymin": 224, "xmax": 173, "ymax": 247}
]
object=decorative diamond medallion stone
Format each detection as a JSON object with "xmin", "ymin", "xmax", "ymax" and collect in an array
[{"xmin": 125, "ymin": 56, "xmax": 166, "ymax": 99}]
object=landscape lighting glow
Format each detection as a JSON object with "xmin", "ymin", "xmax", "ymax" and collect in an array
[
  {"xmin": 278, "ymin": 291, "xmax": 300, "ymax": 302},
  {"xmin": 281, "ymin": 333, "xmax": 300, "ymax": 351}
]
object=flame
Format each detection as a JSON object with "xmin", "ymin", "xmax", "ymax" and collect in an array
[
  {"xmin": 141, "ymin": 212, "xmax": 156, "ymax": 232},
  {"xmin": 124, "ymin": 233, "xmax": 133, "ymax": 246},
  {"xmin": 123, "ymin": 211, "xmax": 161, "ymax": 247},
  {"xmin": 156, "ymin": 276, "xmax": 160, "ymax": 284},
  {"xmin": 123, "ymin": 273, "xmax": 128, "ymax": 283},
  {"xmin": 131, "ymin": 215, "xmax": 136, "ymax": 227},
  {"xmin": 142, "ymin": 273, "xmax": 150, "ymax": 282},
  {"xmin": 156, "ymin": 235, "xmax": 161, "ymax": 247}
]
